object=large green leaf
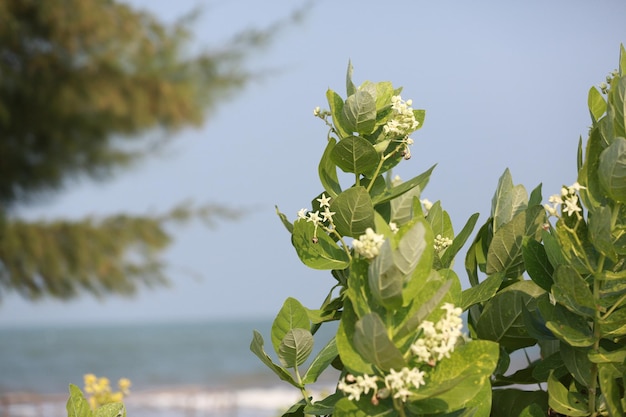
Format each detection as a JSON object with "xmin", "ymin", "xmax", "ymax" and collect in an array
[
  {"xmin": 302, "ymin": 337, "xmax": 338, "ymax": 384},
  {"xmin": 491, "ymin": 389, "xmax": 548, "ymax": 417},
  {"xmin": 588, "ymin": 86, "xmax": 607, "ymax": 123},
  {"xmin": 491, "ymin": 168, "xmax": 528, "ymax": 232},
  {"xmin": 368, "ymin": 240, "xmax": 403, "ymax": 310},
  {"xmin": 598, "ymin": 363, "xmax": 625, "ymax": 417},
  {"xmin": 318, "ymin": 138, "xmax": 342, "ymax": 198},
  {"xmin": 336, "ymin": 300, "xmax": 374, "ymax": 375},
  {"xmin": 475, "ymin": 280, "xmax": 544, "ymax": 351},
  {"xmin": 331, "ymin": 186, "xmax": 376, "ymax": 238},
  {"xmin": 342, "ymin": 89, "xmax": 377, "ymax": 135},
  {"xmin": 249, "ymin": 331, "xmax": 299, "ymax": 387},
  {"xmin": 459, "ymin": 272, "xmax": 504, "ymax": 310},
  {"xmin": 560, "ymin": 342, "xmax": 592, "ymax": 387},
  {"xmin": 331, "ymin": 136, "xmax": 380, "ymax": 177},
  {"xmin": 326, "ymin": 89, "xmax": 352, "ymax": 138},
  {"xmin": 371, "ymin": 164, "xmax": 436, "ymax": 206},
  {"xmin": 578, "ymin": 128, "xmax": 608, "ymax": 210},
  {"xmin": 353, "ymin": 313, "xmax": 406, "ymax": 371},
  {"xmin": 551, "ymin": 265, "xmax": 595, "ymax": 318},
  {"xmin": 292, "ymin": 219, "xmax": 350, "ymax": 270},
  {"xmin": 67, "ymin": 384, "xmax": 93, "ymax": 417},
  {"xmin": 333, "ymin": 397, "xmax": 394, "ymax": 417},
  {"xmin": 271, "ymin": 297, "xmax": 311, "ymax": 353},
  {"xmin": 588, "ymin": 204, "xmax": 618, "ymax": 261},
  {"xmin": 486, "ymin": 206, "xmax": 544, "ymax": 279},
  {"xmin": 539, "ymin": 297, "xmax": 595, "ymax": 348},
  {"xmin": 389, "ymin": 182, "xmax": 421, "ymax": 226},
  {"xmin": 547, "ymin": 372, "xmax": 590, "ymax": 416},
  {"xmin": 278, "ymin": 328, "xmax": 314, "ymax": 368},
  {"xmin": 599, "ymin": 137, "xmax": 626, "ymax": 202},
  {"xmin": 440, "ymin": 212, "xmax": 479, "ymax": 269},
  {"xmin": 522, "ymin": 238, "xmax": 554, "ymax": 292},
  {"xmin": 609, "ymin": 76, "xmax": 626, "ymax": 137}
]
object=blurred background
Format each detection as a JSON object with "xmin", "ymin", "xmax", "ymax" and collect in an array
[{"xmin": 0, "ymin": 0, "xmax": 625, "ymax": 415}]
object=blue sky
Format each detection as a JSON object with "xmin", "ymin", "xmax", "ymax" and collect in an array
[{"xmin": 2, "ymin": 0, "xmax": 626, "ymax": 326}]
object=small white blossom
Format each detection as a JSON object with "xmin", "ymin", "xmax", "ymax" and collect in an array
[
  {"xmin": 317, "ymin": 193, "xmax": 332, "ymax": 208},
  {"xmin": 321, "ymin": 206, "xmax": 336, "ymax": 223},
  {"xmin": 421, "ymin": 198, "xmax": 433, "ymax": 215},
  {"xmin": 306, "ymin": 210, "xmax": 323, "ymax": 225},
  {"xmin": 384, "ymin": 367, "xmax": 426, "ymax": 403},
  {"xmin": 563, "ymin": 194, "xmax": 582, "ymax": 216},
  {"xmin": 545, "ymin": 181, "xmax": 585, "ymax": 218},
  {"xmin": 297, "ymin": 208, "xmax": 308, "ymax": 220},
  {"xmin": 389, "ymin": 222, "xmax": 399, "ymax": 233},
  {"xmin": 338, "ymin": 373, "xmax": 380, "ymax": 402},
  {"xmin": 434, "ymin": 234, "xmax": 453, "ymax": 252},
  {"xmin": 352, "ymin": 228, "xmax": 386, "ymax": 259},
  {"xmin": 391, "ymin": 175, "xmax": 403, "ymax": 187}
]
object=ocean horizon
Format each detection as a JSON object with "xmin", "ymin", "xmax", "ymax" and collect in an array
[{"xmin": 0, "ymin": 318, "xmax": 340, "ymax": 417}]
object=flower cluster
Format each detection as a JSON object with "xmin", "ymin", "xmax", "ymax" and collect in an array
[
  {"xmin": 383, "ymin": 95, "xmax": 420, "ymax": 138},
  {"xmin": 543, "ymin": 182, "xmax": 585, "ymax": 218},
  {"xmin": 433, "ymin": 234, "xmax": 453, "ymax": 252},
  {"xmin": 383, "ymin": 95, "xmax": 419, "ymax": 160},
  {"xmin": 411, "ymin": 303, "xmax": 464, "ymax": 365},
  {"xmin": 83, "ymin": 373, "xmax": 131, "ymax": 410},
  {"xmin": 297, "ymin": 193, "xmax": 336, "ymax": 242},
  {"xmin": 353, "ymin": 227, "xmax": 385, "ymax": 259},
  {"xmin": 338, "ymin": 303, "xmax": 464, "ymax": 405}
]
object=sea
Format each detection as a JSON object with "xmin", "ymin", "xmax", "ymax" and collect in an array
[{"xmin": 0, "ymin": 318, "xmax": 340, "ymax": 417}]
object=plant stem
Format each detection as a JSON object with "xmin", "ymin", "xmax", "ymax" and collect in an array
[{"xmin": 589, "ymin": 253, "xmax": 606, "ymax": 416}]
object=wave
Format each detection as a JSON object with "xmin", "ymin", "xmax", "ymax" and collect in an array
[{"xmin": 1, "ymin": 384, "xmax": 337, "ymax": 417}]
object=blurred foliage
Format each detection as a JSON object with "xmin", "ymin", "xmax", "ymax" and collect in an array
[{"xmin": 0, "ymin": 0, "xmax": 305, "ymax": 300}]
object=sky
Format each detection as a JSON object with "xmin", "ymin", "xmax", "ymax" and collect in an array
[{"xmin": 2, "ymin": 0, "xmax": 626, "ymax": 327}]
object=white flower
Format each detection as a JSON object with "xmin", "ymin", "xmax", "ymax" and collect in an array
[
  {"xmin": 306, "ymin": 210, "xmax": 323, "ymax": 225},
  {"xmin": 434, "ymin": 234, "xmax": 453, "ymax": 252},
  {"xmin": 321, "ymin": 206, "xmax": 336, "ymax": 223},
  {"xmin": 316, "ymin": 193, "xmax": 332, "ymax": 208},
  {"xmin": 421, "ymin": 198, "xmax": 433, "ymax": 215},
  {"xmin": 563, "ymin": 194, "xmax": 582, "ymax": 216},
  {"xmin": 338, "ymin": 373, "xmax": 379, "ymax": 401},
  {"xmin": 391, "ymin": 175, "xmax": 403, "ymax": 187},
  {"xmin": 352, "ymin": 228, "xmax": 386, "ymax": 259},
  {"xmin": 313, "ymin": 106, "xmax": 321, "ymax": 116},
  {"xmin": 389, "ymin": 222, "xmax": 399, "ymax": 233},
  {"xmin": 297, "ymin": 208, "xmax": 308, "ymax": 220},
  {"xmin": 384, "ymin": 367, "xmax": 426, "ymax": 403}
]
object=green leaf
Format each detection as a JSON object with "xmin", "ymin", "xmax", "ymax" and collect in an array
[
  {"xmin": 272, "ymin": 297, "xmax": 311, "ymax": 353},
  {"xmin": 249, "ymin": 330, "xmax": 299, "ymax": 388},
  {"xmin": 336, "ymin": 300, "xmax": 374, "ymax": 375},
  {"xmin": 491, "ymin": 168, "xmax": 528, "ymax": 232},
  {"xmin": 346, "ymin": 60, "xmax": 356, "ymax": 96},
  {"xmin": 539, "ymin": 297, "xmax": 595, "ymax": 347},
  {"xmin": 547, "ymin": 372, "xmax": 590, "ymax": 416},
  {"xmin": 598, "ymin": 306, "xmax": 626, "ymax": 337},
  {"xmin": 599, "ymin": 137, "xmax": 626, "ymax": 202},
  {"xmin": 278, "ymin": 328, "xmax": 314, "ymax": 368},
  {"xmin": 588, "ymin": 204, "xmax": 618, "ymax": 261},
  {"xmin": 326, "ymin": 89, "xmax": 352, "ymax": 138},
  {"xmin": 331, "ymin": 186, "xmax": 376, "ymax": 237},
  {"xmin": 475, "ymin": 280, "xmax": 544, "ymax": 351},
  {"xmin": 304, "ymin": 392, "xmax": 343, "ymax": 416},
  {"xmin": 343, "ymin": 90, "xmax": 377, "ymax": 135},
  {"xmin": 459, "ymin": 272, "xmax": 505, "ymax": 310},
  {"xmin": 331, "ymin": 136, "xmax": 380, "ymax": 176},
  {"xmin": 67, "ymin": 384, "xmax": 93, "ymax": 417},
  {"xmin": 440, "ymin": 212, "xmax": 479, "ymax": 269},
  {"xmin": 588, "ymin": 348, "xmax": 626, "ymax": 364},
  {"xmin": 522, "ymin": 239, "xmax": 554, "ymax": 292},
  {"xmin": 372, "ymin": 164, "xmax": 436, "ymax": 206},
  {"xmin": 486, "ymin": 205, "xmax": 544, "ymax": 279},
  {"xmin": 389, "ymin": 181, "xmax": 421, "ymax": 225},
  {"xmin": 368, "ymin": 240, "xmax": 403, "ymax": 310},
  {"xmin": 588, "ymin": 86, "xmax": 607, "ymax": 122},
  {"xmin": 302, "ymin": 337, "xmax": 338, "ymax": 384},
  {"xmin": 333, "ymin": 397, "xmax": 392, "ymax": 417},
  {"xmin": 318, "ymin": 138, "xmax": 342, "ymax": 198},
  {"xmin": 291, "ymin": 219, "xmax": 350, "ymax": 270},
  {"xmin": 275, "ymin": 206, "xmax": 294, "ymax": 234},
  {"xmin": 425, "ymin": 201, "xmax": 453, "ymax": 239},
  {"xmin": 551, "ymin": 265, "xmax": 595, "ymax": 318},
  {"xmin": 353, "ymin": 313, "xmax": 406, "ymax": 371},
  {"xmin": 560, "ymin": 342, "xmax": 592, "ymax": 387},
  {"xmin": 579, "ymin": 128, "xmax": 609, "ymax": 210},
  {"xmin": 491, "ymin": 389, "xmax": 548, "ymax": 417},
  {"xmin": 94, "ymin": 403, "xmax": 125, "ymax": 417},
  {"xmin": 598, "ymin": 363, "xmax": 625, "ymax": 417}
]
